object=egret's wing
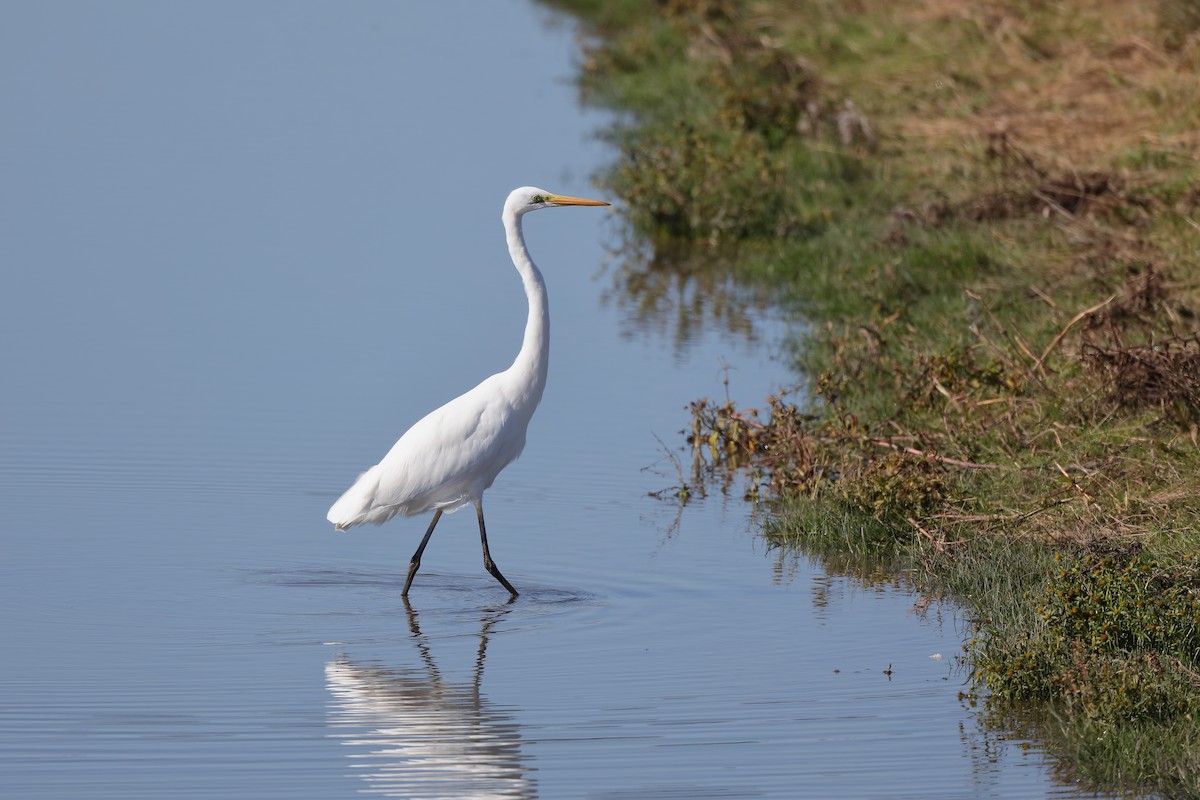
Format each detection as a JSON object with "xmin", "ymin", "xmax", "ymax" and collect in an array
[
  {"xmin": 374, "ymin": 388, "xmax": 500, "ymax": 508},
  {"xmin": 329, "ymin": 375, "xmax": 524, "ymax": 528}
]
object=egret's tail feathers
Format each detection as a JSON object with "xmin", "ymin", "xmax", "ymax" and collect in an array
[{"xmin": 327, "ymin": 465, "xmax": 384, "ymax": 530}]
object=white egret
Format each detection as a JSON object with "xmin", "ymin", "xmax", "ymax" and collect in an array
[{"xmin": 327, "ymin": 186, "xmax": 610, "ymax": 596}]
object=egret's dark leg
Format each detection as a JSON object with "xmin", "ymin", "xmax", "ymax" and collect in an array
[
  {"xmin": 402, "ymin": 509, "xmax": 443, "ymax": 596},
  {"xmin": 476, "ymin": 502, "xmax": 518, "ymax": 596}
]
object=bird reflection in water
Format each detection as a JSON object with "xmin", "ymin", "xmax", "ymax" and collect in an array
[{"xmin": 325, "ymin": 600, "xmax": 534, "ymax": 799}]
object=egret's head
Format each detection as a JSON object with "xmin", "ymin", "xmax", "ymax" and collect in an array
[{"xmin": 505, "ymin": 186, "xmax": 609, "ymax": 218}]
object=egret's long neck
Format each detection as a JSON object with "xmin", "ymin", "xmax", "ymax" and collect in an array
[{"xmin": 504, "ymin": 210, "xmax": 549, "ymax": 406}]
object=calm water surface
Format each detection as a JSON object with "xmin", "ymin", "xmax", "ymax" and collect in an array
[{"xmin": 1, "ymin": 3, "xmax": 1115, "ymax": 798}]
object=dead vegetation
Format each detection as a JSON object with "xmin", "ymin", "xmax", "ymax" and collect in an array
[
  {"xmin": 1083, "ymin": 336, "xmax": 1200, "ymax": 422},
  {"xmin": 885, "ymin": 0, "xmax": 1200, "ymax": 171}
]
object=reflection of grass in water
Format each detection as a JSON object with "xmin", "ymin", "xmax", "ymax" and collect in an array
[
  {"xmin": 978, "ymin": 703, "xmax": 1200, "ymax": 799},
  {"xmin": 782, "ymin": 519, "xmax": 1200, "ymax": 796},
  {"xmin": 765, "ymin": 501, "xmax": 915, "ymax": 587},
  {"xmin": 551, "ymin": 0, "xmax": 1200, "ymax": 794},
  {"xmin": 600, "ymin": 238, "xmax": 771, "ymax": 350}
]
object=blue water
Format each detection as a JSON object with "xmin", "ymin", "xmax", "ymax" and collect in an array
[{"xmin": 0, "ymin": 2, "xmax": 1113, "ymax": 797}]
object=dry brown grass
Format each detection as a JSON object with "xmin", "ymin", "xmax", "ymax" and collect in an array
[{"xmin": 884, "ymin": 0, "xmax": 1200, "ymax": 168}]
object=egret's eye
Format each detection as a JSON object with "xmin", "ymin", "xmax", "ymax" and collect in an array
[{"xmin": 531, "ymin": 194, "xmax": 547, "ymax": 204}]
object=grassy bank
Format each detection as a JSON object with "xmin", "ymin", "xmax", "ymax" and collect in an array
[{"xmin": 551, "ymin": 0, "xmax": 1200, "ymax": 794}]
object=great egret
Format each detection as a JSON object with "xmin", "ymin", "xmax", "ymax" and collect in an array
[{"xmin": 327, "ymin": 186, "xmax": 609, "ymax": 596}]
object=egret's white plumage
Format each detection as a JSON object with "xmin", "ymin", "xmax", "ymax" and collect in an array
[{"xmin": 327, "ymin": 186, "xmax": 608, "ymax": 596}]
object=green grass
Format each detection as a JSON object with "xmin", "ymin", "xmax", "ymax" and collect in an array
[{"xmin": 548, "ymin": 0, "xmax": 1200, "ymax": 793}]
